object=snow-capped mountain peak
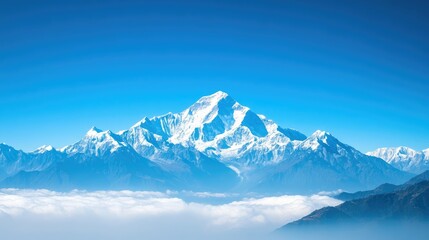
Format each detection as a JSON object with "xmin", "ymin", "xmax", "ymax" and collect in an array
[
  {"xmin": 167, "ymin": 92, "xmax": 301, "ymax": 164},
  {"xmin": 169, "ymin": 91, "xmax": 250, "ymax": 144},
  {"xmin": 299, "ymin": 130, "xmax": 337, "ymax": 150},
  {"xmin": 64, "ymin": 127, "xmax": 129, "ymax": 156},
  {"xmin": 85, "ymin": 126, "xmax": 104, "ymax": 136},
  {"xmin": 367, "ymin": 146, "xmax": 429, "ymax": 174},
  {"xmin": 367, "ymin": 146, "xmax": 419, "ymax": 164},
  {"xmin": 33, "ymin": 145, "xmax": 55, "ymax": 154},
  {"xmin": 313, "ymin": 130, "xmax": 330, "ymax": 137},
  {"xmin": 196, "ymin": 90, "xmax": 230, "ymax": 104},
  {"xmin": 120, "ymin": 91, "xmax": 306, "ymax": 166},
  {"xmin": 184, "ymin": 91, "xmax": 238, "ymax": 120}
]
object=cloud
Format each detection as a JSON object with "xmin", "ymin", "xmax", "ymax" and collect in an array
[
  {"xmin": 0, "ymin": 189, "xmax": 185, "ymax": 217},
  {"xmin": 189, "ymin": 195, "xmax": 341, "ymax": 228},
  {"xmin": 181, "ymin": 190, "xmax": 235, "ymax": 198},
  {"xmin": 0, "ymin": 189, "xmax": 341, "ymax": 240},
  {"xmin": 317, "ymin": 189, "xmax": 344, "ymax": 196}
]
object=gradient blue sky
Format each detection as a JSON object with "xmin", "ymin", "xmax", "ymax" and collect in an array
[{"xmin": 1, "ymin": 0, "xmax": 428, "ymax": 152}]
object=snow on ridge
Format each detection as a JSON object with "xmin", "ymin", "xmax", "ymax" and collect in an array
[
  {"xmin": 33, "ymin": 145, "xmax": 55, "ymax": 153},
  {"xmin": 298, "ymin": 130, "xmax": 335, "ymax": 151},
  {"xmin": 85, "ymin": 126, "xmax": 103, "ymax": 136},
  {"xmin": 367, "ymin": 146, "xmax": 421, "ymax": 163},
  {"xmin": 63, "ymin": 127, "xmax": 129, "ymax": 156},
  {"xmin": 118, "ymin": 91, "xmax": 304, "ymax": 166},
  {"xmin": 0, "ymin": 91, "xmax": 413, "ymax": 193},
  {"xmin": 367, "ymin": 146, "xmax": 429, "ymax": 173},
  {"xmin": 37, "ymin": 92, "xmax": 359, "ymax": 168}
]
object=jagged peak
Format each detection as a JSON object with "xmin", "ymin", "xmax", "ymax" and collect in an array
[
  {"xmin": 86, "ymin": 126, "xmax": 103, "ymax": 136},
  {"xmin": 368, "ymin": 146, "xmax": 418, "ymax": 156},
  {"xmin": 299, "ymin": 130, "xmax": 339, "ymax": 150},
  {"xmin": 395, "ymin": 146, "xmax": 418, "ymax": 155},
  {"xmin": 132, "ymin": 112, "xmax": 175, "ymax": 129},
  {"xmin": 85, "ymin": 128, "xmax": 116, "ymax": 137},
  {"xmin": 182, "ymin": 92, "xmax": 245, "ymax": 123},
  {"xmin": 309, "ymin": 130, "xmax": 333, "ymax": 140},
  {"xmin": 83, "ymin": 127, "xmax": 126, "ymax": 144},
  {"xmin": 191, "ymin": 91, "xmax": 236, "ymax": 109},
  {"xmin": 369, "ymin": 146, "xmax": 428, "ymax": 163},
  {"xmin": 205, "ymin": 91, "xmax": 230, "ymax": 101},
  {"xmin": 34, "ymin": 145, "xmax": 55, "ymax": 153},
  {"xmin": 63, "ymin": 126, "xmax": 128, "ymax": 156}
]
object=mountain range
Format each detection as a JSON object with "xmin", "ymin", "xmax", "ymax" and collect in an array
[
  {"xmin": 0, "ymin": 91, "xmax": 411, "ymax": 193},
  {"xmin": 279, "ymin": 170, "xmax": 429, "ymax": 230},
  {"xmin": 336, "ymin": 170, "xmax": 429, "ymax": 201},
  {"xmin": 367, "ymin": 147, "xmax": 429, "ymax": 174}
]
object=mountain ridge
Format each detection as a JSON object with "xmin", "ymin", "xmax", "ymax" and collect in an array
[
  {"xmin": 336, "ymin": 170, "xmax": 429, "ymax": 201},
  {"xmin": 279, "ymin": 171, "xmax": 429, "ymax": 230},
  {"xmin": 0, "ymin": 91, "xmax": 411, "ymax": 192},
  {"xmin": 367, "ymin": 146, "xmax": 429, "ymax": 174}
]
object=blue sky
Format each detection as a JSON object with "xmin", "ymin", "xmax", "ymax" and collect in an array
[{"xmin": 1, "ymin": 0, "xmax": 428, "ymax": 152}]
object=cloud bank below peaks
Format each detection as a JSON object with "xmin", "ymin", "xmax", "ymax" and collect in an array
[{"xmin": 0, "ymin": 189, "xmax": 341, "ymax": 240}]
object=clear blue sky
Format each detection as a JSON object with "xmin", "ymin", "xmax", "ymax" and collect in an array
[{"xmin": 1, "ymin": 0, "xmax": 428, "ymax": 152}]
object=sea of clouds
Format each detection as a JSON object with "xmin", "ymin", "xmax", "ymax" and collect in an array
[{"xmin": 0, "ymin": 189, "xmax": 341, "ymax": 240}]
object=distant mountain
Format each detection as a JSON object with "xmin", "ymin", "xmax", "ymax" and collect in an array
[
  {"xmin": 0, "ymin": 91, "xmax": 412, "ymax": 192},
  {"xmin": 367, "ymin": 147, "xmax": 429, "ymax": 174},
  {"xmin": 0, "ymin": 143, "xmax": 63, "ymax": 181},
  {"xmin": 279, "ymin": 179, "xmax": 429, "ymax": 230},
  {"xmin": 0, "ymin": 129, "xmax": 172, "ymax": 190},
  {"xmin": 336, "ymin": 170, "xmax": 429, "ymax": 201},
  {"xmin": 251, "ymin": 131, "xmax": 409, "ymax": 193},
  {"xmin": 0, "ymin": 127, "xmax": 239, "ymax": 191}
]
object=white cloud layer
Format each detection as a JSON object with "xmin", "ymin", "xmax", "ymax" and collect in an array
[{"xmin": 0, "ymin": 189, "xmax": 341, "ymax": 240}]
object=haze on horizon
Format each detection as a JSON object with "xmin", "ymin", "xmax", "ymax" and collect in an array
[{"xmin": 1, "ymin": 0, "xmax": 428, "ymax": 153}]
